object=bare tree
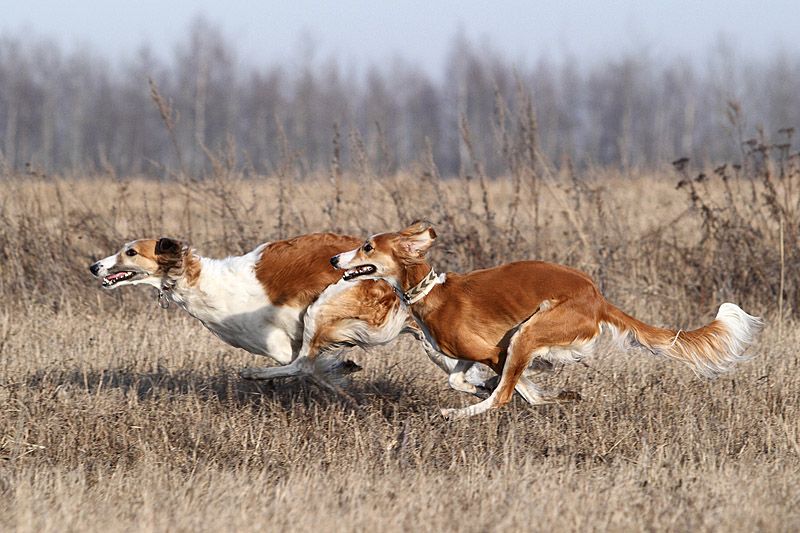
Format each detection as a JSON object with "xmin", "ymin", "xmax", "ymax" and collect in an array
[{"xmin": 0, "ymin": 24, "xmax": 798, "ymax": 176}]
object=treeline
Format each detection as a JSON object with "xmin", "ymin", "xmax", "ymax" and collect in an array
[{"xmin": 1, "ymin": 17, "xmax": 799, "ymax": 176}]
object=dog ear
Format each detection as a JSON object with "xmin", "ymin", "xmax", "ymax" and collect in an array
[
  {"xmin": 155, "ymin": 237, "xmax": 182, "ymax": 257},
  {"xmin": 398, "ymin": 220, "xmax": 437, "ymax": 260},
  {"xmin": 155, "ymin": 238, "xmax": 186, "ymax": 273},
  {"xmin": 400, "ymin": 220, "xmax": 437, "ymax": 239}
]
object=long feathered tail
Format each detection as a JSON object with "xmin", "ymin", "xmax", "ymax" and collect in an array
[{"xmin": 601, "ymin": 302, "xmax": 763, "ymax": 378}]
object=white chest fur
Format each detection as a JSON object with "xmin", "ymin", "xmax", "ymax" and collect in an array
[{"xmin": 168, "ymin": 245, "xmax": 303, "ymax": 362}]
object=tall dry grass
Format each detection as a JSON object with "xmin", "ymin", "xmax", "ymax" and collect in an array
[{"xmin": 1, "ymin": 108, "xmax": 799, "ymax": 530}]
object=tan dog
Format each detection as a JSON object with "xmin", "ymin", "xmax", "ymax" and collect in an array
[{"xmin": 330, "ymin": 221, "xmax": 763, "ymax": 419}]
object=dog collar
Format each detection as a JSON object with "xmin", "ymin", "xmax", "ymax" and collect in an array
[
  {"xmin": 402, "ymin": 268, "xmax": 445, "ymax": 305},
  {"xmin": 156, "ymin": 280, "xmax": 174, "ymax": 309}
]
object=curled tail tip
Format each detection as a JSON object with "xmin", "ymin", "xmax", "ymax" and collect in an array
[
  {"xmin": 688, "ymin": 302, "xmax": 762, "ymax": 379},
  {"xmin": 716, "ymin": 301, "xmax": 758, "ymax": 318},
  {"xmin": 716, "ymin": 302, "xmax": 765, "ymax": 339}
]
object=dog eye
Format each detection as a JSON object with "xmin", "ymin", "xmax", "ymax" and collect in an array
[
  {"xmin": 363, "ymin": 243, "xmax": 373, "ymax": 253},
  {"xmin": 125, "ymin": 249, "xmax": 138, "ymax": 257}
]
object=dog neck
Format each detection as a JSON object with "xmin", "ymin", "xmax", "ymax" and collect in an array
[
  {"xmin": 400, "ymin": 262, "xmax": 446, "ymax": 307},
  {"xmin": 162, "ymin": 245, "xmax": 269, "ymax": 325},
  {"xmin": 158, "ymin": 252, "xmax": 202, "ymax": 308},
  {"xmin": 399, "ymin": 263, "xmax": 445, "ymax": 305}
]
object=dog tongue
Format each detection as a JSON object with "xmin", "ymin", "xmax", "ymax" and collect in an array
[{"xmin": 106, "ymin": 272, "xmax": 128, "ymax": 281}]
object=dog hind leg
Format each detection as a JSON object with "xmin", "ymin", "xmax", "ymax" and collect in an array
[
  {"xmin": 239, "ymin": 329, "xmax": 304, "ymax": 380},
  {"xmin": 441, "ymin": 300, "xmax": 594, "ymax": 420}
]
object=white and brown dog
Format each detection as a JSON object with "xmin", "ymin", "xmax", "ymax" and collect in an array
[
  {"xmin": 330, "ymin": 221, "xmax": 763, "ymax": 419},
  {"xmin": 89, "ymin": 232, "xmax": 495, "ymax": 393}
]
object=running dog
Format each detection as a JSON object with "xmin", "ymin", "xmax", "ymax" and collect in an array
[
  {"xmin": 89, "ymin": 232, "xmax": 495, "ymax": 393},
  {"xmin": 330, "ymin": 221, "xmax": 763, "ymax": 419}
]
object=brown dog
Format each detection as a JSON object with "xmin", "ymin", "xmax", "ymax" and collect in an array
[{"xmin": 330, "ymin": 221, "xmax": 762, "ymax": 419}]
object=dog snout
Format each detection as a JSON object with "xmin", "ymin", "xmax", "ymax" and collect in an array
[
  {"xmin": 89, "ymin": 262, "xmax": 101, "ymax": 276},
  {"xmin": 330, "ymin": 255, "xmax": 340, "ymax": 268}
]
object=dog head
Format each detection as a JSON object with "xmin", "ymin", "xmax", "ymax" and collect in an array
[
  {"xmin": 330, "ymin": 221, "xmax": 437, "ymax": 288},
  {"xmin": 89, "ymin": 237, "xmax": 188, "ymax": 289}
]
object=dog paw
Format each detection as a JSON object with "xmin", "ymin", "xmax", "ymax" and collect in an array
[{"xmin": 335, "ymin": 359, "xmax": 363, "ymax": 375}]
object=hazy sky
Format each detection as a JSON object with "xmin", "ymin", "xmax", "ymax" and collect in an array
[{"xmin": 1, "ymin": 0, "xmax": 798, "ymax": 72}]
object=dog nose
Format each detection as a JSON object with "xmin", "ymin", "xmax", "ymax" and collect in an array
[
  {"xmin": 89, "ymin": 262, "xmax": 100, "ymax": 275},
  {"xmin": 330, "ymin": 256, "xmax": 339, "ymax": 268}
]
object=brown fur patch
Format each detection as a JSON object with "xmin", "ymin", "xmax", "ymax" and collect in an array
[
  {"xmin": 255, "ymin": 233, "xmax": 365, "ymax": 307},
  {"xmin": 182, "ymin": 254, "xmax": 201, "ymax": 286},
  {"xmin": 130, "ymin": 239, "xmax": 158, "ymax": 259},
  {"xmin": 121, "ymin": 239, "xmax": 161, "ymax": 273}
]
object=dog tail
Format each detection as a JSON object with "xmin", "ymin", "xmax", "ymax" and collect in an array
[{"xmin": 601, "ymin": 302, "xmax": 762, "ymax": 378}]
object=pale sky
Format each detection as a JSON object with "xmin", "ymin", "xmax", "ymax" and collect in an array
[{"xmin": 1, "ymin": 0, "xmax": 798, "ymax": 72}]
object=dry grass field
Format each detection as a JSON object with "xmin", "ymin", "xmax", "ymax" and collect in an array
[{"xmin": 1, "ymin": 158, "xmax": 799, "ymax": 531}]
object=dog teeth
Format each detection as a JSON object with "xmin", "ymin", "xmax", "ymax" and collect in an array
[
  {"xmin": 343, "ymin": 264, "xmax": 376, "ymax": 280},
  {"xmin": 102, "ymin": 271, "xmax": 137, "ymax": 286}
]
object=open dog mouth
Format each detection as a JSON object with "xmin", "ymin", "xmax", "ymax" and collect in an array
[
  {"xmin": 102, "ymin": 270, "xmax": 144, "ymax": 287},
  {"xmin": 342, "ymin": 264, "xmax": 376, "ymax": 281}
]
